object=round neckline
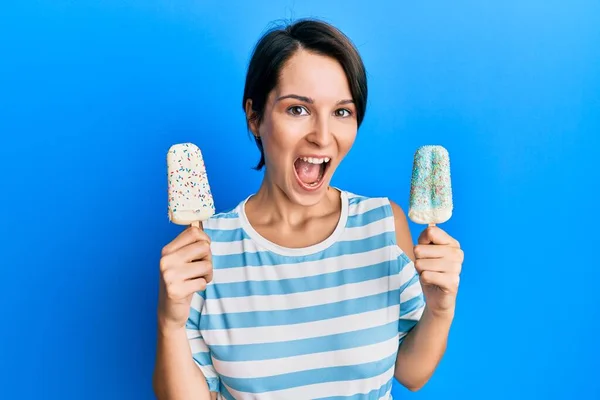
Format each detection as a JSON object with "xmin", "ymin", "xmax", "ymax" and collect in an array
[{"xmin": 238, "ymin": 188, "xmax": 349, "ymax": 256}]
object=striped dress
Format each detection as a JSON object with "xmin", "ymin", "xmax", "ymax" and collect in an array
[{"xmin": 186, "ymin": 190, "xmax": 426, "ymax": 399}]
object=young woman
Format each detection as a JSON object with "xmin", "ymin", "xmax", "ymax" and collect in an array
[{"xmin": 153, "ymin": 18, "xmax": 464, "ymax": 400}]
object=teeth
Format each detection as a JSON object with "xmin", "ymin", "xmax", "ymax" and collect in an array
[{"xmin": 301, "ymin": 156, "xmax": 330, "ymax": 164}]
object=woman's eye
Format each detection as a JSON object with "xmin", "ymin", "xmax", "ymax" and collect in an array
[
  {"xmin": 335, "ymin": 108, "xmax": 352, "ymax": 118},
  {"xmin": 288, "ymin": 106, "xmax": 309, "ymax": 116}
]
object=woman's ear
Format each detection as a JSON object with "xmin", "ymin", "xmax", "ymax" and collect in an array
[{"xmin": 245, "ymin": 99, "xmax": 259, "ymax": 138}]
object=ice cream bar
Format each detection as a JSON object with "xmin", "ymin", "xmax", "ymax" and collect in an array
[
  {"xmin": 167, "ymin": 142, "xmax": 215, "ymax": 227},
  {"xmin": 408, "ymin": 145, "xmax": 453, "ymax": 225}
]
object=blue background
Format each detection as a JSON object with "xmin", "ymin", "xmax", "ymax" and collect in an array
[{"xmin": 1, "ymin": 1, "xmax": 599, "ymax": 399}]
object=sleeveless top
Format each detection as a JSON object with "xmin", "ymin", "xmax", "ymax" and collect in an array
[{"xmin": 185, "ymin": 190, "xmax": 426, "ymax": 400}]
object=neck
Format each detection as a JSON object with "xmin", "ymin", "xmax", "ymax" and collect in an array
[{"xmin": 250, "ymin": 171, "xmax": 338, "ymax": 227}]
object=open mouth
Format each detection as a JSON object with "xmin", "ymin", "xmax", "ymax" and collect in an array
[{"xmin": 293, "ymin": 156, "xmax": 331, "ymax": 190}]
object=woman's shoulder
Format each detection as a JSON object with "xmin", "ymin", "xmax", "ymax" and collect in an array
[
  {"xmin": 342, "ymin": 188, "xmax": 396, "ymax": 216},
  {"xmin": 341, "ymin": 189, "xmax": 414, "ymax": 260},
  {"xmin": 200, "ymin": 197, "xmax": 247, "ymax": 232}
]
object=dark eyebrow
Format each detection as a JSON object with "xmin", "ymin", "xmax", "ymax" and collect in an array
[
  {"xmin": 275, "ymin": 94, "xmax": 314, "ymax": 103},
  {"xmin": 275, "ymin": 94, "xmax": 354, "ymax": 106}
]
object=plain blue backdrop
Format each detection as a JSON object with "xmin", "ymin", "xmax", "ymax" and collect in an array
[{"xmin": 1, "ymin": 0, "xmax": 599, "ymax": 399}]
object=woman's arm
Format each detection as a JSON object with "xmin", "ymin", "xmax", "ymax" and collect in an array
[
  {"xmin": 389, "ymin": 201, "xmax": 462, "ymax": 391},
  {"xmin": 154, "ymin": 226, "xmax": 221, "ymax": 400},
  {"xmin": 153, "ymin": 324, "xmax": 217, "ymax": 400},
  {"xmin": 394, "ymin": 306, "xmax": 453, "ymax": 391}
]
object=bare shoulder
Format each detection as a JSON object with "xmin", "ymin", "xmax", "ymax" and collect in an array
[{"xmin": 388, "ymin": 199, "xmax": 416, "ymax": 262}]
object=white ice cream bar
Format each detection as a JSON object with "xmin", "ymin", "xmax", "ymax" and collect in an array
[
  {"xmin": 408, "ymin": 145, "xmax": 453, "ymax": 225},
  {"xmin": 167, "ymin": 142, "xmax": 215, "ymax": 225}
]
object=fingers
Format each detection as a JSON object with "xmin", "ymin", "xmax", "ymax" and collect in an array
[
  {"xmin": 414, "ymin": 244, "xmax": 464, "ymax": 262},
  {"xmin": 183, "ymin": 277, "xmax": 209, "ymax": 295},
  {"xmin": 178, "ymin": 240, "xmax": 212, "ymax": 263},
  {"xmin": 162, "ymin": 226, "xmax": 211, "ymax": 256},
  {"xmin": 414, "ymin": 231, "xmax": 463, "ymax": 293},
  {"xmin": 160, "ymin": 240, "xmax": 211, "ymax": 278},
  {"xmin": 414, "ymin": 228, "xmax": 463, "ymax": 301},
  {"xmin": 182, "ymin": 260, "xmax": 213, "ymax": 283},
  {"xmin": 160, "ymin": 241, "xmax": 212, "ymax": 277},
  {"xmin": 164, "ymin": 277, "xmax": 209, "ymax": 301},
  {"xmin": 163, "ymin": 260, "xmax": 212, "ymax": 283},
  {"xmin": 418, "ymin": 226, "xmax": 460, "ymax": 247},
  {"xmin": 414, "ymin": 258, "xmax": 462, "ymax": 274},
  {"xmin": 420, "ymin": 271, "xmax": 460, "ymax": 294},
  {"xmin": 162, "ymin": 259, "xmax": 213, "ymax": 296}
]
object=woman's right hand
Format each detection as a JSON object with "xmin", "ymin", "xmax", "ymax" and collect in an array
[{"xmin": 157, "ymin": 225, "xmax": 213, "ymax": 332}]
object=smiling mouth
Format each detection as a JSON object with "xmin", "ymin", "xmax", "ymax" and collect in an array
[{"xmin": 293, "ymin": 156, "xmax": 331, "ymax": 188}]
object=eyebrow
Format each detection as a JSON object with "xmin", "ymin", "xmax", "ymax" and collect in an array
[{"xmin": 275, "ymin": 94, "xmax": 354, "ymax": 105}]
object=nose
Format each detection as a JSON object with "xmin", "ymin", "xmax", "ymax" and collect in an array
[{"xmin": 307, "ymin": 115, "xmax": 333, "ymax": 148}]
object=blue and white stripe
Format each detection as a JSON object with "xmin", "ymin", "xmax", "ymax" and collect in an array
[{"xmin": 186, "ymin": 190, "xmax": 425, "ymax": 399}]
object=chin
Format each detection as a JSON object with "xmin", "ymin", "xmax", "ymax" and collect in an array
[{"xmin": 285, "ymin": 182, "xmax": 329, "ymax": 206}]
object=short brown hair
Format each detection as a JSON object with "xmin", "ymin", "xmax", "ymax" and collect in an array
[{"xmin": 242, "ymin": 18, "xmax": 368, "ymax": 170}]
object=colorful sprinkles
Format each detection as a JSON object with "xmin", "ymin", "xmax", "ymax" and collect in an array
[
  {"xmin": 409, "ymin": 145, "xmax": 453, "ymax": 215},
  {"xmin": 167, "ymin": 142, "xmax": 215, "ymax": 222}
]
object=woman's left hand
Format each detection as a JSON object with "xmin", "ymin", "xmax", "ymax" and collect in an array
[{"xmin": 414, "ymin": 226, "xmax": 464, "ymax": 318}]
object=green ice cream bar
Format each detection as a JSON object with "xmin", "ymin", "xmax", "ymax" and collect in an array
[{"xmin": 408, "ymin": 145, "xmax": 453, "ymax": 225}]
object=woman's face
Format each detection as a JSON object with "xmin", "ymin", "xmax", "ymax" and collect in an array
[{"xmin": 250, "ymin": 49, "xmax": 358, "ymax": 206}]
